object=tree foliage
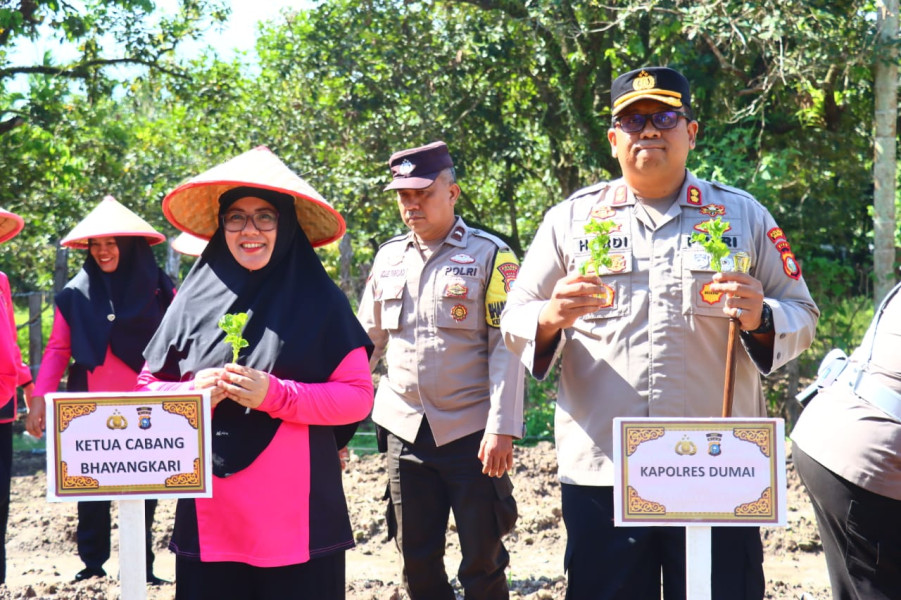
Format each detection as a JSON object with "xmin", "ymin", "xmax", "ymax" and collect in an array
[{"xmin": 0, "ymin": 1, "xmax": 897, "ymax": 419}]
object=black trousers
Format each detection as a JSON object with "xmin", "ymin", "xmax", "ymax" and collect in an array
[
  {"xmin": 386, "ymin": 421, "xmax": 517, "ymax": 600},
  {"xmin": 793, "ymin": 442, "xmax": 901, "ymax": 600},
  {"xmin": 174, "ymin": 553, "xmax": 345, "ymax": 600},
  {"xmin": 561, "ymin": 483, "xmax": 764, "ymax": 600},
  {"xmin": 77, "ymin": 498, "xmax": 158, "ymax": 574},
  {"xmin": 0, "ymin": 422, "xmax": 11, "ymax": 584}
]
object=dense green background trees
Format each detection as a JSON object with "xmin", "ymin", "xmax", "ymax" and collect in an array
[{"xmin": 1, "ymin": 0, "xmax": 898, "ymax": 426}]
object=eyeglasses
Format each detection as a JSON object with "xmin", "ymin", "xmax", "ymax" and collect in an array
[
  {"xmin": 613, "ymin": 110, "xmax": 689, "ymax": 134},
  {"xmin": 221, "ymin": 211, "xmax": 279, "ymax": 232}
]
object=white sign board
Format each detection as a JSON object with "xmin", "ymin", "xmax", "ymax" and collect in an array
[
  {"xmin": 46, "ymin": 391, "xmax": 212, "ymax": 502},
  {"xmin": 613, "ymin": 418, "xmax": 786, "ymax": 526}
]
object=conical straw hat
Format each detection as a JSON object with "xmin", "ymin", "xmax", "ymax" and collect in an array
[
  {"xmin": 0, "ymin": 207, "xmax": 24, "ymax": 244},
  {"xmin": 162, "ymin": 146, "xmax": 345, "ymax": 247},
  {"xmin": 60, "ymin": 195, "xmax": 166, "ymax": 249},
  {"xmin": 170, "ymin": 231, "xmax": 208, "ymax": 257}
]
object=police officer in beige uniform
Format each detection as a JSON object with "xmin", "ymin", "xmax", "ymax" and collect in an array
[
  {"xmin": 792, "ymin": 279, "xmax": 901, "ymax": 600},
  {"xmin": 500, "ymin": 67, "xmax": 819, "ymax": 599},
  {"xmin": 358, "ymin": 141, "xmax": 524, "ymax": 600}
]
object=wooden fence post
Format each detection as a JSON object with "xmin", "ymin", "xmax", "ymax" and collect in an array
[{"xmin": 28, "ymin": 292, "xmax": 43, "ymax": 380}]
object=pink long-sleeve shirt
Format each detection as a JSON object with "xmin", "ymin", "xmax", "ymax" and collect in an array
[
  {"xmin": 0, "ymin": 272, "xmax": 32, "ymax": 423},
  {"xmin": 33, "ymin": 307, "xmax": 137, "ymax": 397},
  {"xmin": 135, "ymin": 345, "xmax": 373, "ymax": 566}
]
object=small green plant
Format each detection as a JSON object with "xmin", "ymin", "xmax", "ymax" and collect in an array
[
  {"xmin": 579, "ymin": 219, "xmax": 618, "ymax": 276},
  {"xmin": 690, "ymin": 217, "xmax": 731, "ymax": 272},
  {"xmin": 218, "ymin": 312, "xmax": 249, "ymax": 363}
]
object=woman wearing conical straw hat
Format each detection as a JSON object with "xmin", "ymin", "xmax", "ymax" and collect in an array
[
  {"xmin": 139, "ymin": 146, "xmax": 373, "ymax": 599},
  {"xmin": 0, "ymin": 208, "xmax": 34, "ymax": 585},
  {"xmin": 25, "ymin": 196, "xmax": 175, "ymax": 585}
]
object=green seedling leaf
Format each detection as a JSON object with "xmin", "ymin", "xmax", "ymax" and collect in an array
[
  {"xmin": 218, "ymin": 312, "xmax": 249, "ymax": 364},
  {"xmin": 690, "ymin": 217, "xmax": 731, "ymax": 273},
  {"xmin": 579, "ymin": 218, "xmax": 618, "ymax": 276}
]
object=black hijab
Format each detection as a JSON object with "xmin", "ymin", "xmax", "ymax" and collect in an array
[
  {"xmin": 55, "ymin": 236, "xmax": 175, "ymax": 376},
  {"xmin": 143, "ymin": 186, "xmax": 372, "ymax": 477}
]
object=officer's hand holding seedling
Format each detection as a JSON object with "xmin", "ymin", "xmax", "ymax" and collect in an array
[{"xmin": 695, "ymin": 217, "xmax": 767, "ymax": 331}]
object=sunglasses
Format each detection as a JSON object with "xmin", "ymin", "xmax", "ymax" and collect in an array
[
  {"xmin": 613, "ymin": 110, "xmax": 689, "ymax": 134},
  {"xmin": 221, "ymin": 211, "xmax": 279, "ymax": 232}
]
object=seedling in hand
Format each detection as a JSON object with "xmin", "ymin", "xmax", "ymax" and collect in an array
[
  {"xmin": 580, "ymin": 219, "xmax": 618, "ymax": 276},
  {"xmin": 218, "ymin": 312, "xmax": 249, "ymax": 364},
  {"xmin": 690, "ymin": 217, "xmax": 731, "ymax": 272}
]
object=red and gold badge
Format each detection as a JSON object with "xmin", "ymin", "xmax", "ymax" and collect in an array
[
  {"xmin": 699, "ymin": 281, "xmax": 724, "ymax": 305},
  {"xmin": 693, "ymin": 220, "xmax": 732, "ymax": 234},
  {"xmin": 782, "ymin": 253, "xmax": 801, "ymax": 280},
  {"xmin": 590, "ymin": 205, "xmax": 616, "ymax": 220},
  {"xmin": 598, "ymin": 283, "xmax": 615, "ymax": 308},
  {"xmin": 699, "ymin": 204, "xmax": 726, "ymax": 217},
  {"xmin": 607, "ymin": 254, "xmax": 627, "ymax": 273},
  {"xmin": 687, "ymin": 186, "xmax": 702, "ymax": 205},
  {"xmin": 496, "ymin": 262, "xmax": 519, "ymax": 293},
  {"xmin": 767, "ymin": 227, "xmax": 786, "ymax": 244},
  {"xmin": 450, "ymin": 304, "xmax": 468, "ymax": 322},
  {"xmin": 444, "ymin": 281, "xmax": 469, "ymax": 298}
]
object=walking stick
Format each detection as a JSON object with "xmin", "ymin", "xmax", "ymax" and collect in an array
[
  {"xmin": 722, "ymin": 252, "xmax": 751, "ymax": 418},
  {"xmin": 722, "ymin": 318, "xmax": 739, "ymax": 417}
]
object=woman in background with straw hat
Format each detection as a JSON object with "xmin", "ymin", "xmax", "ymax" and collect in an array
[
  {"xmin": 0, "ymin": 208, "xmax": 34, "ymax": 585},
  {"xmin": 138, "ymin": 146, "xmax": 373, "ymax": 600},
  {"xmin": 25, "ymin": 196, "xmax": 175, "ymax": 585}
]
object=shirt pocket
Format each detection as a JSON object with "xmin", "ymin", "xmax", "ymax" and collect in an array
[
  {"xmin": 577, "ymin": 251, "xmax": 633, "ymax": 329},
  {"xmin": 681, "ymin": 249, "xmax": 730, "ymax": 319},
  {"xmin": 376, "ymin": 283, "xmax": 405, "ymax": 331},
  {"xmin": 435, "ymin": 275, "xmax": 481, "ymax": 330}
]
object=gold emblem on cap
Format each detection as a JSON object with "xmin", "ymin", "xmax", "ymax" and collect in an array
[{"xmin": 632, "ymin": 70, "xmax": 655, "ymax": 91}]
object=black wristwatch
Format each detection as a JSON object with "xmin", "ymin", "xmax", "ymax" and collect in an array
[{"xmin": 748, "ymin": 302, "xmax": 774, "ymax": 334}]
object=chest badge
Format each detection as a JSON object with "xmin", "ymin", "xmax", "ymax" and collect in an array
[
  {"xmin": 450, "ymin": 253, "xmax": 475, "ymax": 264},
  {"xmin": 444, "ymin": 281, "xmax": 469, "ymax": 298},
  {"xmin": 450, "ymin": 304, "xmax": 469, "ymax": 322},
  {"xmin": 590, "ymin": 205, "xmax": 616, "ymax": 220},
  {"xmin": 699, "ymin": 282, "xmax": 725, "ymax": 305},
  {"xmin": 699, "ymin": 204, "xmax": 725, "ymax": 217}
]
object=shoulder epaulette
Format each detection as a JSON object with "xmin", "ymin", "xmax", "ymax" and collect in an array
[
  {"xmin": 378, "ymin": 232, "xmax": 410, "ymax": 249},
  {"xmin": 566, "ymin": 181, "xmax": 611, "ymax": 203},
  {"xmin": 708, "ymin": 180, "xmax": 756, "ymax": 202},
  {"xmin": 472, "ymin": 229, "xmax": 512, "ymax": 252}
]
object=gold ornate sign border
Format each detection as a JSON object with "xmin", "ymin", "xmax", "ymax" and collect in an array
[{"xmin": 620, "ymin": 420, "xmax": 780, "ymax": 523}]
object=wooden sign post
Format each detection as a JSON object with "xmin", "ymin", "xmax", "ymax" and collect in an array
[
  {"xmin": 613, "ymin": 418, "xmax": 786, "ymax": 600},
  {"xmin": 45, "ymin": 391, "xmax": 212, "ymax": 600}
]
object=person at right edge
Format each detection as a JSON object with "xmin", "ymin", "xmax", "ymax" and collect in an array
[
  {"xmin": 357, "ymin": 140, "xmax": 524, "ymax": 599},
  {"xmin": 500, "ymin": 66, "xmax": 819, "ymax": 600},
  {"xmin": 792, "ymin": 277, "xmax": 901, "ymax": 600}
]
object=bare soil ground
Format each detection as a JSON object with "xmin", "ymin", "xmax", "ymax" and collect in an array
[{"xmin": 0, "ymin": 441, "xmax": 831, "ymax": 599}]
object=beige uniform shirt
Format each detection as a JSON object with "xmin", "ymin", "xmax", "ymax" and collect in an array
[
  {"xmin": 358, "ymin": 217, "xmax": 525, "ymax": 446},
  {"xmin": 501, "ymin": 172, "xmax": 819, "ymax": 486},
  {"xmin": 792, "ymin": 287, "xmax": 901, "ymax": 500}
]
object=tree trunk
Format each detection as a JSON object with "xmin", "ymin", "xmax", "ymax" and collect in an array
[
  {"xmin": 53, "ymin": 245, "xmax": 68, "ymax": 295},
  {"xmin": 873, "ymin": 0, "xmax": 899, "ymax": 304}
]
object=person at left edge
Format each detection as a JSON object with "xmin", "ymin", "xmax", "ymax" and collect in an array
[
  {"xmin": 25, "ymin": 195, "xmax": 174, "ymax": 585},
  {"xmin": 138, "ymin": 146, "xmax": 374, "ymax": 600},
  {"xmin": 0, "ymin": 207, "xmax": 34, "ymax": 585}
]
